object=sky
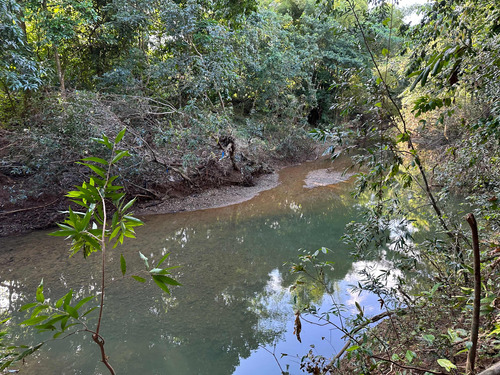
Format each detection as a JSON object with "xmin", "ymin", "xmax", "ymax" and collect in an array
[
  {"xmin": 396, "ymin": 0, "xmax": 428, "ymax": 24},
  {"xmin": 397, "ymin": 0, "xmax": 427, "ymax": 5}
]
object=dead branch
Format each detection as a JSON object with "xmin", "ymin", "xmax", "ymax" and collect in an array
[
  {"xmin": 0, "ymin": 199, "xmax": 59, "ymax": 216},
  {"xmin": 371, "ymin": 354, "xmax": 447, "ymax": 375}
]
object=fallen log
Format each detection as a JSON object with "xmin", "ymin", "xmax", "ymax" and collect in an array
[{"xmin": 478, "ymin": 362, "xmax": 500, "ymax": 375}]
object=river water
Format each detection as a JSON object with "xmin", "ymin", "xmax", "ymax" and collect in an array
[{"xmin": 0, "ymin": 158, "xmax": 385, "ymax": 375}]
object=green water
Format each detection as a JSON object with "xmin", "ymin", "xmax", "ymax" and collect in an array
[{"xmin": 0, "ymin": 158, "xmax": 383, "ymax": 374}]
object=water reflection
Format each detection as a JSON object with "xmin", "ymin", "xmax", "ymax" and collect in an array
[{"xmin": 0, "ymin": 158, "xmax": 372, "ymax": 375}]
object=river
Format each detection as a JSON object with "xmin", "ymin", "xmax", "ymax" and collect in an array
[{"xmin": 0, "ymin": 157, "xmax": 386, "ymax": 374}]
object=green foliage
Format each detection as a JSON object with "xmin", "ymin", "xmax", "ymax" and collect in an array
[
  {"xmin": 0, "ymin": 0, "xmax": 44, "ymax": 93},
  {"xmin": 9, "ymin": 131, "xmax": 180, "ymax": 373},
  {"xmin": 290, "ymin": 1, "xmax": 500, "ymax": 374},
  {"xmin": 49, "ymin": 130, "xmax": 141, "ymax": 256},
  {"xmin": 136, "ymin": 251, "xmax": 182, "ymax": 295},
  {"xmin": 407, "ymin": 0, "xmax": 500, "ymax": 112},
  {"xmin": 20, "ymin": 282, "xmax": 96, "ymax": 336}
]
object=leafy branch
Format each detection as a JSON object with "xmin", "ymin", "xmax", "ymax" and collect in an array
[{"xmin": 14, "ymin": 129, "xmax": 181, "ymax": 374}]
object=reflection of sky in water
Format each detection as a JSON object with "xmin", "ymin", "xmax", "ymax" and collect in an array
[
  {"xmin": 235, "ymin": 264, "xmax": 387, "ymax": 375},
  {"xmin": 0, "ymin": 157, "xmax": 402, "ymax": 375}
]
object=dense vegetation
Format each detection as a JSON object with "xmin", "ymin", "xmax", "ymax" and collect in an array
[
  {"xmin": 1, "ymin": 0, "xmax": 499, "ymax": 374},
  {"xmin": 0, "ymin": 0, "xmax": 378, "ymax": 234}
]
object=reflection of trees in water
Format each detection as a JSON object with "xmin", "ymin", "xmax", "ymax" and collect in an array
[{"xmin": 0, "ymin": 183, "xmax": 357, "ymax": 374}]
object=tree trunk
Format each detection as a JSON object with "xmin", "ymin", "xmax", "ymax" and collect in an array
[
  {"xmin": 54, "ymin": 46, "xmax": 66, "ymax": 97},
  {"xmin": 466, "ymin": 213, "xmax": 481, "ymax": 374}
]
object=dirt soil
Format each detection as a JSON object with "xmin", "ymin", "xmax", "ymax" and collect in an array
[
  {"xmin": 0, "ymin": 152, "xmax": 324, "ymax": 237},
  {"xmin": 134, "ymin": 171, "xmax": 280, "ymax": 215}
]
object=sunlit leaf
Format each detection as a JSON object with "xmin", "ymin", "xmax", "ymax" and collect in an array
[
  {"xmin": 139, "ymin": 252, "xmax": 149, "ymax": 269},
  {"xmin": 437, "ymin": 358, "xmax": 457, "ymax": 371},
  {"xmin": 36, "ymin": 280, "xmax": 44, "ymax": 303}
]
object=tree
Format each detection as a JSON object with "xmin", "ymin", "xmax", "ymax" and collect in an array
[
  {"xmin": 13, "ymin": 130, "xmax": 180, "ymax": 374},
  {"xmin": 0, "ymin": 0, "xmax": 44, "ymax": 106}
]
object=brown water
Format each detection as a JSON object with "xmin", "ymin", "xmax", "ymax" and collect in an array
[{"xmin": 0, "ymin": 157, "xmax": 382, "ymax": 375}]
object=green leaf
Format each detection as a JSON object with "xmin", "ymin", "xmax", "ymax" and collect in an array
[
  {"xmin": 431, "ymin": 58, "xmax": 443, "ymax": 76},
  {"xmin": 63, "ymin": 290, "xmax": 73, "ymax": 306},
  {"xmin": 60, "ymin": 315, "xmax": 70, "ymax": 330},
  {"xmin": 381, "ymin": 48, "xmax": 389, "ymax": 56},
  {"xmin": 63, "ymin": 304, "xmax": 79, "ymax": 319},
  {"xmin": 121, "ymin": 198, "xmax": 136, "ymax": 213},
  {"xmin": 55, "ymin": 294, "xmax": 65, "ymax": 308},
  {"xmin": 97, "ymin": 134, "xmax": 113, "ymax": 150},
  {"xmin": 36, "ymin": 315, "xmax": 66, "ymax": 331},
  {"xmin": 120, "ymin": 253, "xmax": 127, "ymax": 276},
  {"xmin": 36, "ymin": 280, "xmax": 44, "ymax": 303},
  {"xmin": 421, "ymin": 66, "xmax": 431, "ymax": 87},
  {"xmin": 77, "ymin": 163, "xmax": 106, "ymax": 178},
  {"xmin": 422, "ymin": 334, "xmax": 435, "ymax": 344},
  {"xmin": 123, "ymin": 215, "xmax": 143, "ymax": 224},
  {"xmin": 81, "ymin": 157, "xmax": 108, "ymax": 165},
  {"xmin": 31, "ymin": 304, "xmax": 50, "ymax": 317},
  {"xmin": 82, "ymin": 306, "xmax": 98, "ymax": 317},
  {"xmin": 355, "ymin": 301, "xmax": 363, "ymax": 316},
  {"xmin": 115, "ymin": 128, "xmax": 126, "ymax": 144},
  {"xmin": 396, "ymin": 132, "xmax": 410, "ymax": 143},
  {"xmin": 74, "ymin": 296, "xmax": 94, "ymax": 311},
  {"xmin": 391, "ymin": 353, "xmax": 400, "ymax": 361},
  {"xmin": 405, "ymin": 350, "xmax": 416, "ymax": 363},
  {"xmin": 20, "ymin": 302, "xmax": 38, "ymax": 312},
  {"xmin": 111, "ymin": 150, "xmax": 129, "ymax": 165},
  {"xmin": 110, "ymin": 225, "xmax": 120, "ymax": 241},
  {"xmin": 131, "ymin": 275, "xmax": 146, "ymax": 283},
  {"xmin": 152, "ymin": 276, "xmax": 171, "ymax": 294},
  {"xmin": 410, "ymin": 69, "xmax": 424, "ymax": 91},
  {"xmin": 346, "ymin": 345, "xmax": 360, "ymax": 352},
  {"xmin": 149, "ymin": 268, "xmax": 166, "ymax": 274},
  {"xmin": 14, "ymin": 343, "xmax": 43, "ymax": 362},
  {"xmin": 153, "ymin": 274, "xmax": 181, "ymax": 286},
  {"xmin": 437, "ymin": 358, "xmax": 457, "ymax": 371},
  {"xmin": 21, "ymin": 315, "xmax": 49, "ymax": 326}
]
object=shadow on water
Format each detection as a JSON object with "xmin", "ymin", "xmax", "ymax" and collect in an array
[{"xmin": 0, "ymin": 157, "xmax": 380, "ymax": 374}]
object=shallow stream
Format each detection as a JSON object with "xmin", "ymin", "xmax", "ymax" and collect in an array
[{"xmin": 0, "ymin": 157, "xmax": 386, "ymax": 374}]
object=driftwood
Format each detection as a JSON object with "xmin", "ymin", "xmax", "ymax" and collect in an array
[
  {"xmin": 478, "ymin": 362, "xmax": 500, "ymax": 375},
  {"xmin": 212, "ymin": 134, "xmax": 240, "ymax": 172}
]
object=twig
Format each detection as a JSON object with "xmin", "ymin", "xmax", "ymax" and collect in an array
[
  {"xmin": 0, "ymin": 199, "xmax": 59, "ymax": 216},
  {"xmin": 371, "ymin": 354, "xmax": 447, "ymax": 375},
  {"xmin": 261, "ymin": 343, "xmax": 288, "ymax": 374},
  {"xmin": 125, "ymin": 180, "xmax": 161, "ymax": 199},
  {"xmin": 125, "ymin": 127, "xmax": 192, "ymax": 183}
]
